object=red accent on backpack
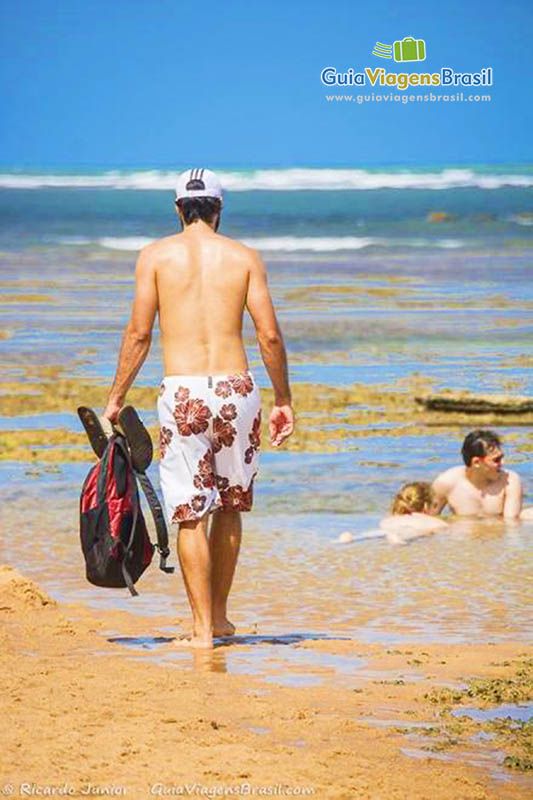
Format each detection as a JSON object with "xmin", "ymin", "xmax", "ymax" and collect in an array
[{"xmin": 80, "ymin": 434, "xmax": 154, "ymax": 595}]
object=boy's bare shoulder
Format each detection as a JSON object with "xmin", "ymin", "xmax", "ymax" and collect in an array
[
  {"xmin": 505, "ymin": 469, "xmax": 522, "ymax": 486},
  {"xmin": 433, "ymin": 465, "xmax": 465, "ymax": 489}
]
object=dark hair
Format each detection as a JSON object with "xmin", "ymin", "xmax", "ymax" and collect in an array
[
  {"xmin": 461, "ymin": 429, "xmax": 502, "ymax": 466},
  {"xmin": 176, "ymin": 196, "xmax": 221, "ymax": 228}
]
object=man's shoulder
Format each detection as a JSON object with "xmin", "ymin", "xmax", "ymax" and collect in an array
[
  {"xmin": 433, "ymin": 465, "xmax": 465, "ymax": 489},
  {"xmin": 138, "ymin": 232, "xmax": 259, "ymax": 270},
  {"xmin": 216, "ymin": 233, "xmax": 259, "ymax": 260},
  {"xmin": 504, "ymin": 468, "xmax": 522, "ymax": 486},
  {"xmin": 139, "ymin": 234, "xmax": 179, "ymax": 257}
]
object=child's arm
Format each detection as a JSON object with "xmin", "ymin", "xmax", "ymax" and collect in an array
[{"xmin": 380, "ymin": 513, "xmax": 448, "ymax": 542}]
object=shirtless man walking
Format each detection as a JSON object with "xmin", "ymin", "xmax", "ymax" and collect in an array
[
  {"xmin": 103, "ymin": 168, "xmax": 294, "ymax": 648},
  {"xmin": 430, "ymin": 429, "xmax": 523, "ymax": 519}
]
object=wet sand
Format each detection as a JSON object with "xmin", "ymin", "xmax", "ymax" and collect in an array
[{"xmin": 0, "ymin": 565, "xmax": 531, "ymax": 799}]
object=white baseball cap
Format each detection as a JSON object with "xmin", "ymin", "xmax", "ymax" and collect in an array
[{"xmin": 175, "ymin": 168, "xmax": 223, "ymax": 205}]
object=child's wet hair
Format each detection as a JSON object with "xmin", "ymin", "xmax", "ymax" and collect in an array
[{"xmin": 391, "ymin": 482, "xmax": 432, "ymax": 515}]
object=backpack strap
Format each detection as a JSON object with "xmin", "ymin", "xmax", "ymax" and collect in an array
[
  {"xmin": 95, "ymin": 435, "xmax": 115, "ymax": 506},
  {"xmin": 136, "ymin": 472, "xmax": 174, "ymax": 574},
  {"xmin": 113, "ymin": 435, "xmax": 140, "ymax": 597}
]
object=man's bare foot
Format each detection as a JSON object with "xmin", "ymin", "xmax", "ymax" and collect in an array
[
  {"xmin": 213, "ymin": 618, "xmax": 236, "ymax": 637},
  {"xmin": 174, "ymin": 633, "xmax": 214, "ymax": 649}
]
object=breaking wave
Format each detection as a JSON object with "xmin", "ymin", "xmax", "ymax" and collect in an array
[
  {"xmin": 2, "ymin": 167, "xmax": 533, "ymax": 191},
  {"xmin": 57, "ymin": 235, "xmax": 468, "ymax": 253}
]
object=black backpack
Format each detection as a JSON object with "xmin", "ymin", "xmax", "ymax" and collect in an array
[{"xmin": 80, "ymin": 432, "xmax": 173, "ymax": 596}]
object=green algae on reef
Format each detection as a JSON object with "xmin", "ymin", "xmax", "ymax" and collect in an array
[
  {"xmin": 425, "ymin": 659, "xmax": 533, "ymax": 706},
  {"xmin": 422, "ymin": 659, "xmax": 533, "ymax": 772},
  {"xmin": 2, "ymin": 367, "xmax": 533, "ymax": 462}
]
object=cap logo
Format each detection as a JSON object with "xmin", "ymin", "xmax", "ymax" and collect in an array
[{"xmin": 186, "ymin": 167, "xmax": 206, "ymax": 191}]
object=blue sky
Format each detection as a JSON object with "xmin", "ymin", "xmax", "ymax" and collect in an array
[{"xmin": 1, "ymin": 0, "xmax": 531, "ymax": 167}]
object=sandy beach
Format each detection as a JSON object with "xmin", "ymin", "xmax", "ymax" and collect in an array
[{"xmin": 1, "ymin": 564, "xmax": 531, "ymax": 799}]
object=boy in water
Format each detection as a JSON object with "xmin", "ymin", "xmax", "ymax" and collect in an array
[{"xmin": 430, "ymin": 430, "xmax": 524, "ymax": 519}]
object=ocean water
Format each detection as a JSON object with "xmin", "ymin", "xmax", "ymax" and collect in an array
[
  {"xmin": 1, "ymin": 165, "xmax": 532, "ymax": 391},
  {"xmin": 0, "ymin": 165, "xmax": 532, "ymax": 642},
  {"xmin": 1, "ymin": 164, "xmax": 533, "ymax": 254}
]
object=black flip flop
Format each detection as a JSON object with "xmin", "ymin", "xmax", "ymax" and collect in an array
[
  {"xmin": 117, "ymin": 405, "xmax": 153, "ymax": 473},
  {"xmin": 77, "ymin": 406, "xmax": 110, "ymax": 459}
]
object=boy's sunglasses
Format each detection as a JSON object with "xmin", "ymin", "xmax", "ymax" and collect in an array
[{"xmin": 481, "ymin": 454, "xmax": 503, "ymax": 465}]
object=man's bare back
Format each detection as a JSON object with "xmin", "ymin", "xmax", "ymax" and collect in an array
[{"xmin": 147, "ymin": 227, "xmax": 254, "ymax": 376}]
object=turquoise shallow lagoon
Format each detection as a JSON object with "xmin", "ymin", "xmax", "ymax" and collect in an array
[{"xmin": 1, "ymin": 169, "xmax": 532, "ymax": 646}]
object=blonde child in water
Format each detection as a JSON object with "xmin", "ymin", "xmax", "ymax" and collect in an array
[{"xmin": 380, "ymin": 482, "xmax": 448, "ymax": 544}]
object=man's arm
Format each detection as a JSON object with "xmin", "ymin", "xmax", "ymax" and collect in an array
[
  {"xmin": 245, "ymin": 249, "xmax": 294, "ymax": 447},
  {"xmin": 503, "ymin": 471, "xmax": 523, "ymax": 520},
  {"xmin": 103, "ymin": 249, "xmax": 158, "ymax": 422}
]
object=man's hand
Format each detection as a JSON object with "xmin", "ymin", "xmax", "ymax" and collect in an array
[
  {"xmin": 102, "ymin": 398, "xmax": 122, "ymax": 426},
  {"xmin": 269, "ymin": 405, "xmax": 294, "ymax": 447}
]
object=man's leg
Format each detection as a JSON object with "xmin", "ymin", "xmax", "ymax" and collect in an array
[
  {"xmin": 176, "ymin": 515, "xmax": 213, "ymax": 648},
  {"xmin": 209, "ymin": 509, "xmax": 242, "ymax": 636}
]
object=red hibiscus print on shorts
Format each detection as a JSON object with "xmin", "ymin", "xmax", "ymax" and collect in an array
[
  {"xmin": 171, "ymin": 494, "xmax": 206, "ymax": 523},
  {"xmin": 174, "ymin": 386, "xmax": 190, "ymax": 403},
  {"xmin": 212, "ymin": 416, "xmax": 236, "ymax": 453},
  {"xmin": 214, "ymin": 380, "xmax": 232, "ymax": 398},
  {"xmin": 172, "ymin": 502, "xmax": 195, "ymax": 523},
  {"xmin": 248, "ymin": 409, "xmax": 261, "ymax": 449},
  {"xmin": 244, "ymin": 446, "xmax": 254, "ymax": 465},
  {"xmin": 159, "ymin": 426, "xmax": 173, "ymax": 460},
  {"xmin": 193, "ymin": 449, "xmax": 215, "ymax": 490},
  {"xmin": 228, "ymin": 372, "xmax": 254, "ymax": 397},
  {"xmin": 174, "ymin": 397, "xmax": 212, "ymax": 436},
  {"xmin": 219, "ymin": 403, "xmax": 237, "ymax": 422},
  {"xmin": 219, "ymin": 481, "xmax": 254, "ymax": 511},
  {"xmin": 216, "ymin": 475, "xmax": 229, "ymax": 493},
  {"xmin": 191, "ymin": 494, "xmax": 207, "ymax": 513},
  {"xmin": 244, "ymin": 410, "xmax": 261, "ymax": 464}
]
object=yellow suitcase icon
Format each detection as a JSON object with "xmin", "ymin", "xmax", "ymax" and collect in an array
[{"xmin": 393, "ymin": 37, "xmax": 426, "ymax": 62}]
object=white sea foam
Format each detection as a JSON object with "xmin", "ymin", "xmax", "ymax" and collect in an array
[
  {"xmin": 241, "ymin": 236, "xmax": 378, "ymax": 252},
  {"xmin": 84, "ymin": 235, "xmax": 467, "ymax": 253},
  {"xmin": 1, "ymin": 167, "xmax": 533, "ymax": 191},
  {"xmin": 242, "ymin": 236, "xmax": 468, "ymax": 251},
  {"xmin": 98, "ymin": 236, "xmax": 155, "ymax": 251},
  {"xmin": 508, "ymin": 213, "xmax": 533, "ymax": 226},
  {"xmin": 435, "ymin": 239, "xmax": 464, "ymax": 248}
]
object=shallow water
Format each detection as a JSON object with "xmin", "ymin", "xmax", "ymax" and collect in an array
[
  {"xmin": 1, "ymin": 182, "xmax": 532, "ymax": 650},
  {"xmin": 1, "ymin": 456, "xmax": 532, "ymax": 645},
  {"xmin": 452, "ymin": 703, "xmax": 533, "ymax": 723}
]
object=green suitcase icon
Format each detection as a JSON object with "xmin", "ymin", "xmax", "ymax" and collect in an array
[{"xmin": 393, "ymin": 37, "xmax": 426, "ymax": 62}]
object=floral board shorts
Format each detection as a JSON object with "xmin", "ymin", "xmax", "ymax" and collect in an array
[{"xmin": 157, "ymin": 371, "xmax": 261, "ymax": 525}]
